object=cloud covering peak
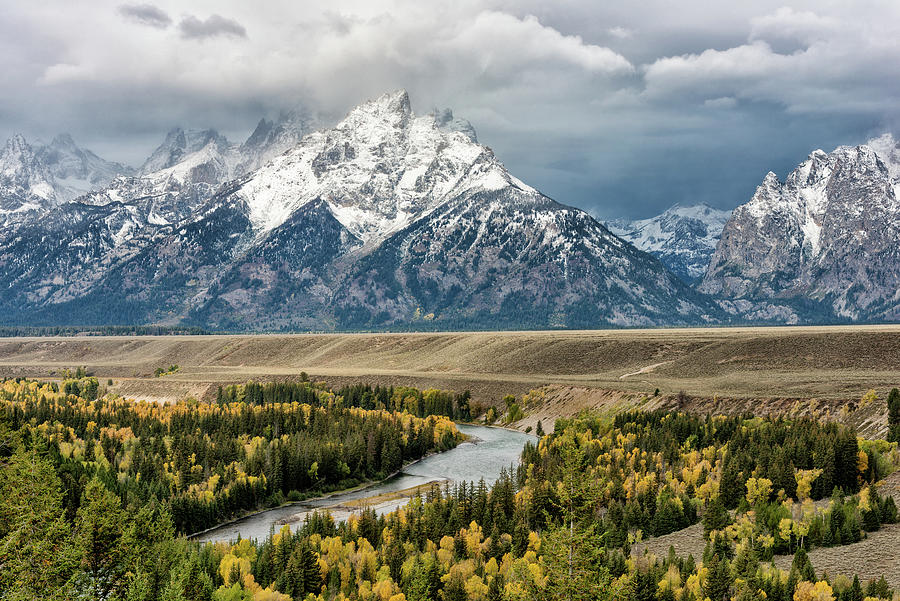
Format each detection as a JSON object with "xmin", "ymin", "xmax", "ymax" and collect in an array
[{"xmin": 1, "ymin": 0, "xmax": 897, "ymax": 220}]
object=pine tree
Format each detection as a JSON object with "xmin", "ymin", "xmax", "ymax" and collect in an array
[
  {"xmin": 888, "ymin": 388, "xmax": 900, "ymax": 442},
  {"xmin": 162, "ymin": 555, "xmax": 213, "ymax": 601},
  {"xmin": 299, "ymin": 542, "xmax": 321, "ymax": 595},
  {"xmin": 76, "ymin": 478, "xmax": 126, "ymax": 598},
  {"xmin": 0, "ymin": 441, "xmax": 79, "ymax": 598},
  {"xmin": 703, "ymin": 497, "xmax": 731, "ymax": 535},
  {"xmin": 488, "ymin": 573, "xmax": 505, "ymax": 601},
  {"xmin": 442, "ymin": 574, "xmax": 468, "ymax": 601},
  {"xmin": 703, "ymin": 554, "xmax": 733, "ymax": 601},
  {"xmin": 848, "ymin": 575, "xmax": 864, "ymax": 601},
  {"xmin": 540, "ymin": 434, "xmax": 619, "ymax": 601},
  {"xmin": 720, "ymin": 456, "xmax": 744, "ymax": 508},
  {"xmin": 789, "ymin": 547, "xmax": 815, "ymax": 583}
]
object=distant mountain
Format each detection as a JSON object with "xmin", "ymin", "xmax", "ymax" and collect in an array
[
  {"xmin": 700, "ymin": 134, "xmax": 900, "ymax": 322},
  {"xmin": 0, "ymin": 90, "xmax": 719, "ymax": 330},
  {"xmin": 38, "ymin": 134, "xmax": 134, "ymax": 201},
  {"xmin": 0, "ymin": 133, "xmax": 131, "ymax": 229},
  {"xmin": 608, "ymin": 204, "xmax": 731, "ymax": 283}
]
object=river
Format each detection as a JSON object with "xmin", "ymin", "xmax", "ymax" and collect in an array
[{"xmin": 192, "ymin": 424, "xmax": 537, "ymax": 544}]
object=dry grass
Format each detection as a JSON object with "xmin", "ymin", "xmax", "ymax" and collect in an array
[{"xmin": 0, "ymin": 326, "xmax": 898, "ymax": 407}]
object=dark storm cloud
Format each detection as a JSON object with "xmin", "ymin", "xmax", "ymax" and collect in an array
[
  {"xmin": 177, "ymin": 14, "xmax": 247, "ymax": 40},
  {"xmin": 2, "ymin": 1, "xmax": 898, "ymax": 219},
  {"xmin": 117, "ymin": 3, "xmax": 171, "ymax": 29}
]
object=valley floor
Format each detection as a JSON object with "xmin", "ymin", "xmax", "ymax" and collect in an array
[{"xmin": 0, "ymin": 325, "xmax": 897, "ymax": 414}]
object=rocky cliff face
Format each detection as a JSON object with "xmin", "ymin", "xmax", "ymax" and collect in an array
[{"xmin": 701, "ymin": 135, "xmax": 900, "ymax": 322}]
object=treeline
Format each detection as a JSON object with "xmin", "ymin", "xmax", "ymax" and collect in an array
[
  {"xmin": 0, "ymin": 324, "xmax": 210, "ymax": 337},
  {"xmin": 0, "ymin": 378, "xmax": 460, "ymax": 535},
  {"xmin": 218, "ymin": 381, "xmax": 475, "ymax": 421}
]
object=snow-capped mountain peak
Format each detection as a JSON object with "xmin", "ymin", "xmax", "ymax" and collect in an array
[
  {"xmin": 608, "ymin": 203, "xmax": 731, "ymax": 282},
  {"xmin": 1, "ymin": 132, "xmax": 133, "ymax": 225},
  {"xmin": 0, "ymin": 134, "xmax": 55, "ymax": 211},
  {"xmin": 227, "ymin": 89, "xmax": 530, "ymax": 244},
  {"xmin": 431, "ymin": 108, "xmax": 478, "ymax": 142},
  {"xmin": 338, "ymin": 89, "xmax": 412, "ymax": 130},
  {"xmin": 140, "ymin": 127, "xmax": 233, "ymax": 175},
  {"xmin": 701, "ymin": 134, "xmax": 900, "ymax": 321}
]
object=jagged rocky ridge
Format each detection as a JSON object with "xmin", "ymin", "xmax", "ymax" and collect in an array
[
  {"xmin": 0, "ymin": 91, "xmax": 718, "ymax": 330},
  {"xmin": 0, "ymin": 134, "xmax": 132, "ymax": 229},
  {"xmin": 608, "ymin": 204, "xmax": 731, "ymax": 283},
  {"xmin": 701, "ymin": 134, "xmax": 900, "ymax": 322}
]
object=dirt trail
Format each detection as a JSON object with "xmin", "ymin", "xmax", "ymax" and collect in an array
[{"xmin": 619, "ymin": 361, "xmax": 674, "ymax": 379}]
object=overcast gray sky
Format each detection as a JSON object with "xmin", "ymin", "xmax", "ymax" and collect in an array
[{"xmin": 2, "ymin": 0, "xmax": 898, "ymax": 219}]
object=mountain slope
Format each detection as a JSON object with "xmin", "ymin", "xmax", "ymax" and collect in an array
[
  {"xmin": 186, "ymin": 90, "xmax": 718, "ymax": 329},
  {"xmin": 0, "ymin": 90, "xmax": 720, "ymax": 330},
  {"xmin": 700, "ymin": 134, "xmax": 900, "ymax": 322},
  {"xmin": 608, "ymin": 204, "xmax": 731, "ymax": 283}
]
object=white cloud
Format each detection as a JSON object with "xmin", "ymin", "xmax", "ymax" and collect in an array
[
  {"xmin": 2, "ymin": 0, "xmax": 899, "ymax": 219},
  {"xmin": 749, "ymin": 7, "xmax": 837, "ymax": 48}
]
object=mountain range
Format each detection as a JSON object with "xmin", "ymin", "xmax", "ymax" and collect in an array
[
  {"xmin": 0, "ymin": 91, "xmax": 897, "ymax": 330},
  {"xmin": 0, "ymin": 133, "xmax": 133, "ymax": 229},
  {"xmin": 0, "ymin": 91, "xmax": 717, "ymax": 330}
]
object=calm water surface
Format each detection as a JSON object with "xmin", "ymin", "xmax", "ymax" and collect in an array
[{"xmin": 193, "ymin": 424, "xmax": 535, "ymax": 544}]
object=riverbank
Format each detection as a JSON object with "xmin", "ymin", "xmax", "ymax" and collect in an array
[
  {"xmin": 192, "ymin": 424, "xmax": 535, "ymax": 544},
  {"xmin": 189, "ymin": 430, "xmax": 468, "ymax": 540}
]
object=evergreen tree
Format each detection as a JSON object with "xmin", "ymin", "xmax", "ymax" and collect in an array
[
  {"xmin": 539, "ymin": 434, "xmax": 620, "ymax": 601},
  {"xmin": 789, "ymin": 547, "xmax": 815, "ymax": 583},
  {"xmin": 848, "ymin": 575, "xmax": 864, "ymax": 601},
  {"xmin": 161, "ymin": 555, "xmax": 213, "ymax": 601},
  {"xmin": 75, "ymin": 478, "xmax": 126, "ymax": 598},
  {"xmin": 887, "ymin": 388, "xmax": 900, "ymax": 443},
  {"xmin": 0, "ymin": 442, "xmax": 79, "ymax": 598},
  {"xmin": 442, "ymin": 574, "xmax": 468, "ymax": 601},
  {"xmin": 703, "ymin": 497, "xmax": 731, "ymax": 535},
  {"xmin": 703, "ymin": 554, "xmax": 733, "ymax": 601},
  {"xmin": 720, "ymin": 456, "xmax": 744, "ymax": 509}
]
